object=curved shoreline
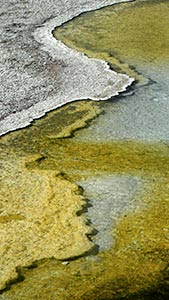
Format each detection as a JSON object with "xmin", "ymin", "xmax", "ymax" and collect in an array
[{"xmin": 0, "ymin": 0, "xmax": 133, "ymax": 136}]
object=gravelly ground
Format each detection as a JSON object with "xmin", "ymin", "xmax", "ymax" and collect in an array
[{"xmin": 0, "ymin": 0, "xmax": 132, "ymax": 136}]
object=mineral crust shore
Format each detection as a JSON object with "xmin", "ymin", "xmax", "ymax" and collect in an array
[{"xmin": 0, "ymin": 0, "xmax": 133, "ymax": 136}]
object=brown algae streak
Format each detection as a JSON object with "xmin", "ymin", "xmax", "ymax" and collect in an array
[{"xmin": 54, "ymin": 0, "xmax": 169, "ymax": 82}]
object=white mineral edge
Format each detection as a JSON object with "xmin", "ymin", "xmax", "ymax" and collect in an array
[{"xmin": 0, "ymin": 0, "xmax": 134, "ymax": 136}]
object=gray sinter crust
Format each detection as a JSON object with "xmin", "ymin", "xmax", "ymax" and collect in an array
[{"xmin": 0, "ymin": 0, "xmax": 133, "ymax": 136}]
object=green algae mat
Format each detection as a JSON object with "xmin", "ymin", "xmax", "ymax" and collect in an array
[
  {"xmin": 1, "ymin": 0, "xmax": 169, "ymax": 299},
  {"xmin": 1, "ymin": 100, "xmax": 169, "ymax": 300},
  {"xmin": 54, "ymin": 0, "xmax": 169, "ymax": 82}
]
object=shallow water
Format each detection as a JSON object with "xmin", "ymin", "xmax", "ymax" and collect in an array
[
  {"xmin": 78, "ymin": 175, "xmax": 144, "ymax": 251},
  {"xmin": 1, "ymin": 0, "xmax": 169, "ymax": 299},
  {"xmin": 55, "ymin": 0, "xmax": 169, "ymax": 142},
  {"xmin": 54, "ymin": 0, "xmax": 169, "ymax": 248}
]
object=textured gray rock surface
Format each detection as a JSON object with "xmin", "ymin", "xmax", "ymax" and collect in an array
[{"xmin": 0, "ymin": 0, "xmax": 133, "ymax": 136}]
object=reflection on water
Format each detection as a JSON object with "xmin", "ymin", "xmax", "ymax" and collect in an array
[{"xmin": 1, "ymin": 0, "xmax": 169, "ymax": 299}]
